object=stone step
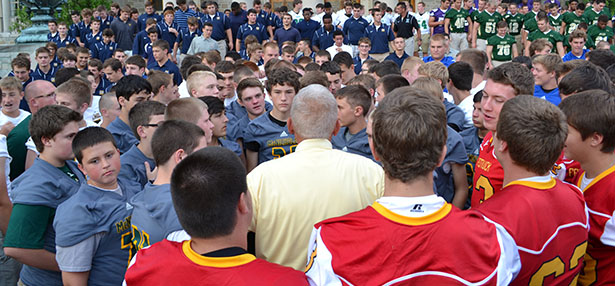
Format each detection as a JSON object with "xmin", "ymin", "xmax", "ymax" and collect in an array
[{"xmin": 0, "ymin": 42, "xmax": 42, "ymax": 77}]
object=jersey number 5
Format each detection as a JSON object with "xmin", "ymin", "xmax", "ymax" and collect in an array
[{"xmin": 529, "ymin": 241, "xmax": 587, "ymax": 285}]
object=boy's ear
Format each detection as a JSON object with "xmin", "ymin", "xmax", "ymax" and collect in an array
[
  {"xmin": 19, "ymin": 91, "xmax": 25, "ymax": 99},
  {"xmin": 41, "ymin": 135, "xmax": 53, "ymax": 147},
  {"xmin": 118, "ymin": 96, "xmax": 127, "ymax": 108},
  {"xmin": 77, "ymin": 163, "xmax": 87, "ymax": 177},
  {"xmin": 79, "ymin": 103, "xmax": 89, "ymax": 115},
  {"xmin": 353, "ymin": 106, "xmax": 363, "ymax": 117},
  {"xmin": 590, "ymin": 132, "xmax": 605, "ymax": 148},
  {"xmin": 136, "ymin": 125, "xmax": 147, "ymax": 140},
  {"xmin": 287, "ymin": 118, "xmax": 295, "ymax": 135},
  {"xmin": 173, "ymin": 148, "xmax": 186, "ymax": 163}
]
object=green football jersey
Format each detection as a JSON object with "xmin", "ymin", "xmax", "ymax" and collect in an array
[
  {"xmin": 445, "ymin": 8, "xmax": 470, "ymax": 33},
  {"xmin": 487, "ymin": 34, "xmax": 516, "ymax": 61},
  {"xmin": 525, "ymin": 10, "xmax": 537, "ymax": 21},
  {"xmin": 587, "ymin": 25, "xmax": 614, "ymax": 44},
  {"xmin": 584, "ymin": 8, "xmax": 612, "ymax": 26},
  {"xmin": 505, "ymin": 13, "xmax": 524, "ymax": 35},
  {"xmin": 527, "ymin": 29, "xmax": 564, "ymax": 53},
  {"xmin": 476, "ymin": 11, "xmax": 503, "ymax": 40},
  {"xmin": 524, "ymin": 18, "xmax": 539, "ymax": 34},
  {"xmin": 549, "ymin": 14, "xmax": 563, "ymax": 32},
  {"xmin": 562, "ymin": 12, "xmax": 587, "ymax": 35}
]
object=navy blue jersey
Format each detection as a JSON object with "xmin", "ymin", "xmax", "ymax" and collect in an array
[
  {"xmin": 225, "ymin": 99, "xmax": 272, "ymax": 123},
  {"xmin": 130, "ymin": 183, "xmax": 182, "ymax": 251},
  {"xmin": 257, "ymin": 10, "xmax": 269, "ymax": 26},
  {"xmin": 50, "ymin": 56, "xmax": 62, "ymax": 69},
  {"xmin": 243, "ymin": 112, "xmax": 297, "ymax": 164},
  {"xmin": 138, "ymin": 13, "xmax": 162, "ymax": 31},
  {"xmin": 444, "ymin": 100, "xmax": 466, "ymax": 133},
  {"xmin": 77, "ymin": 21, "xmax": 91, "ymax": 42},
  {"xmin": 343, "ymin": 17, "xmax": 369, "ymax": 45},
  {"xmin": 157, "ymin": 21, "xmax": 180, "ymax": 50},
  {"xmin": 92, "ymin": 41, "xmax": 118, "ymax": 63},
  {"xmin": 433, "ymin": 126, "xmax": 468, "ymax": 203},
  {"xmin": 365, "ymin": 24, "xmax": 395, "ymax": 54},
  {"xmin": 312, "ymin": 26, "xmax": 341, "ymax": 51},
  {"xmin": 220, "ymin": 138, "xmax": 242, "ymax": 157},
  {"xmin": 330, "ymin": 127, "xmax": 373, "ymax": 161},
  {"xmin": 54, "ymin": 180, "xmax": 138, "ymax": 286},
  {"xmin": 47, "ymin": 32, "xmax": 60, "ymax": 43},
  {"xmin": 119, "ymin": 144, "xmax": 155, "ymax": 188},
  {"xmin": 94, "ymin": 78, "xmax": 111, "ymax": 96},
  {"xmin": 267, "ymin": 11, "xmax": 282, "ymax": 30},
  {"xmin": 274, "ymin": 27, "xmax": 301, "ymax": 49},
  {"xmin": 236, "ymin": 23, "xmax": 269, "ymax": 50},
  {"xmin": 9, "ymin": 159, "xmax": 84, "ymax": 286},
  {"xmin": 84, "ymin": 31, "xmax": 103, "ymax": 50},
  {"xmin": 31, "ymin": 65, "xmax": 57, "ymax": 84},
  {"xmin": 132, "ymin": 30, "xmax": 151, "ymax": 58},
  {"xmin": 99, "ymin": 15, "xmax": 114, "ymax": 31},
  {"xmin": 384, "ymin": 52, "xmax": 409, "ymax": 68},
  {"xmin": 176, "ymin": 28, "xmax": 201, "ymax": 54},
  {"xmin": 200, "ymin": 12, "xmax": 231, "ymax": 41},
  {"xmin": 295, "ymin": 19, "xmax": 321, "ymax": 40},
  {"xmin": 147, "ymin": 59, "xmax": 182, "ymax": 85},
  {"xmin": 69, "ymin": 23, "xmax": 81, "ymax": 40},
  {"xmin": 107, "ymin": 117, "xmax": 139, "ymax": 154},
  {"xmin": 56, "ymin": 35, "xmax": 77, "ymax": 48},
  {"xmin": 353, "ymin": 55, "xmax": 372, "ymax": 74}
]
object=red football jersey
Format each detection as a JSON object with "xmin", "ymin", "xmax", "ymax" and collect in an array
[
  {"xmin": 305, "ymin": 201, "xmax": 520, "ymax": 285},
  {"xmin": 472, "ymin": 132, "xmax": 505, "ymax": 208},
  {"xmin": 575, "ymin": 165, "xmax": 615, "ymax": 286},
  {"xmin": 477, "ymin": 177, "xmax": 588, "ymax": 285},
  {"xmin": 124, "ymin": 240, "xmax": 308, "ymax": 286}
]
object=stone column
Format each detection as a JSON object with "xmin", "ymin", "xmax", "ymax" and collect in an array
[{"xmin": 1, "ymin": 0, "xmax": 10, "ymax": 33}]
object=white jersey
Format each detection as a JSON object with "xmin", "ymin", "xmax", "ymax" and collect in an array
[{"xmin": 413, "ymin": 12, "xmax": 431, "ymax": 35}]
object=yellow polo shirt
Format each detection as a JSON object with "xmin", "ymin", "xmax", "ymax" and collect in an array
[{"xmin": 247, "ymin": 138, "xmax": 384, "ymax": 270}]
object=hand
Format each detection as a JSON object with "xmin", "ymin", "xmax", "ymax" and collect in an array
[
  {"xmin": 169, "ymin": 28, "xmax": 178, "ymax": 35},
  {"xmin": 0, "ymin": 122, "xmax": 15, "ymax": 136},
  {"xmin": 145, "ymin": 162, "xmax": 158, "ymax": 182},
  {"xmin": 336, "ymin": 47, "xmax": 342, "ymax": 52},
  {"xmin": 171, "ymin": 54, "xmax": 177, "ymax": 64},
  {"xmin": 79, "ymin": 42, "xmax": 85, "ymax": 47},
  {"xmin": 471, "ymin": 42, "xmax": 476, "ymax": 48},
  {"xmin": 228, "ymin": 41, "xmax": 234, "ymax": 51}
]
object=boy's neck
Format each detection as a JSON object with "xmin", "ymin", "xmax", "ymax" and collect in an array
[
  {"xmin": 270, "ymin": 109, "xmax": 290, "ymax": 122},
  {"xmin": 359, "ymin": 52, "xmax": 369, "ymax": 59},
  {"xmin": 540, "ymin": 78, "xmax": 557, "ymax": 90},
  {"xmin": 580, "ymin": 151, "xmax": 615, "ymax": 179},
  {"xmin": 157, "ymin": 57, "xmax": 169, "ymax": 66},
  {"xmin": 39, "ymin": 153, "xmax": 66, "ymax": 168},
  {"xmin": 452, "ymin": 89, "xmax": 470, "ymax": 104},
  {"xmin": 247, "ymin": 110, "xmax": 264, "ymax": 120},
  {"xmin": 153, "ymin": 163, "xmax": 174, "ymax": 185},
  {"xmin": 119, "ymin": 111, "xmax": 130, "ymax": 125},
  {"xmin": 347, "ymin": 117, "xmax": 366, "ymax": 135},
  {"xmin": 38, "ymin": 64, "xmax": 50, "ymax": 73},
  {"xmin": 395, "ymin": 50, "xmax": 405, "ymax": 56},
  {"xmin": 190, "ymin": 234, "xmax": 247, "ymax": 257},
  {"xmin": 2, "ymin": 109, "xmax": 19, "ymax": 118},
  {"xmin": 88, "ymin": 179, "xmax": 118, "ymax": 190},
  {"xmin": 383, "ymin": 174, "xmax": 435, "ymax": 197},
  {"xmin": 501, "ymin": 157, "xmax": 545, "ymax": 187},
  {"xmin": 208, "ymin": 137, "xmax": 220, "ymax": 146},
  {"xmin": 137, "ymin": 140, "xmax": 154, "ymax": 159}
]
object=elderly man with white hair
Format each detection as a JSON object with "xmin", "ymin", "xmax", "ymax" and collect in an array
[{"xmin": 246, "ymin": 84, "xmax": 385, "ymax": 271}]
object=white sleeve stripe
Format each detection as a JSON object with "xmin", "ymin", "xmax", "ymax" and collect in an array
[
  {"xmin": 600, "ymin": 210, "xmax": 615, "ymax": 247},
  {"xmin": 588, "ymin": 207, "xmax": 613, "ymax": 219},
  {"xmin": 515, "ymin": 221, "xmax": 588, "ymax": 255}
]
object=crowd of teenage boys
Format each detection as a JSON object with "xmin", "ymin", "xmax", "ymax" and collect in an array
[{"xmin": 0, "ymin": 0, "xmax": 614, "ymax": 284}]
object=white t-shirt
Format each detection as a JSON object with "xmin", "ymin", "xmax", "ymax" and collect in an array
[
  {"xmin": 413, "ymin": 12, "xmax": 431, "ymax": 35},
  {"xmin": 0, "ymin": 109, "xmax": 30, "ymax": 128},
  {"xmin": 458, "ymin": 95, "xmax": 474, "ymax": 129},
  {"xmin": 84, "ymin": 96, "xmax": 101, "ymax": 126},
  {"xmin": 178, "ymin": 81, "xmax": 190, "ymax": 98},
  {"xmin": 326, "ymin": 44, "xmax": 353, "ymax": 58}
]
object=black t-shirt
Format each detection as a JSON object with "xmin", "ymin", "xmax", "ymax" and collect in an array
[{"xmin": 393, "ymin": 13, "xmax": 420, "ymax": 38}]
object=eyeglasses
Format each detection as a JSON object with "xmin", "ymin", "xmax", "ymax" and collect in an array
[{"xmin": 142, "ymin": 124, "xmax": 159, "ymax": 127}]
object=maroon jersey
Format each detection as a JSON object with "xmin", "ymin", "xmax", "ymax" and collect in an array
[
  {"xmin": 305, "ymin": 198, "xmax": 521, "ymax": 285},
  {"xmin": 477, "ymin": 176, "xmax": 588, "ymax": 285},
  {"xmin": 575, "ymin": 165, "xmax": 615, "ymax": 286},
  {"xmin": 472, "ymin": 131, "xmax": 505, "ymax": 208},
  {"xmin": 125, "ymin": 240, "xmax": 308, "ymax": 286}
]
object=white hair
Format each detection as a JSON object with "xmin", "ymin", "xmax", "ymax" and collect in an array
[{"xmin": 290, "ymin": 84, "xmax": 337, "ymax": 139}]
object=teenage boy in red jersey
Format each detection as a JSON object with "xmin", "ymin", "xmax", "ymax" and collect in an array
[{"xmin": 471, "ymin": 63, "xmax": 534, "ymax": 208}]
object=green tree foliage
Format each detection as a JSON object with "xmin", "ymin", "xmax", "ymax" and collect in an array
[{"xmin": 57, "ymin": 0, "xmax": 113, "ymax": 24}]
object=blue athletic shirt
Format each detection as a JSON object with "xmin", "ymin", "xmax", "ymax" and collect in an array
[
  {"xmin": 433, "ymin": 126, "xmax": 468, "ymax": 203},
  {"xmin": 243, "ymin": 112, "xmax": 297, "ymax": 164},
  {"xmin": 331, "ymin": 127, "xmax": 374, "ymax": 161},
  {"xmin": 107, "ymin": 117, "xmax": 139, "ymax": 154},
  {"xmin": 365, "ymin": 23, "xmax": 395, "ymax": 54},
  {"xmin": 119, "ymin": 144, "xmax": 156, "ymax": 188}
]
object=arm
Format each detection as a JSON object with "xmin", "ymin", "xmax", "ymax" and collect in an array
[
  {"xmin": 246, "ymin": 150, "xmax": 258, "ymax": 172},
  {"xmin": 512, "ymin": 43, "xmax": 519, "ymax": 58},
  {"xmin": 25, "ymin": 149, "xmax": 36, "ymax": 170},
  {"xmin": 235, "ymin": 38, "xmax": 241, "ymax": 52},
  {"xmin": 466, "ymin": 16, "xmax": 473, "ymax": 42},
  {"xmin": 559, "ymin": 21, "xmax": 566, "ymax": 35},
  {"xmin": 521, "ymin": 28, "xmax": 528, "ymax": 52},
  {"xmin": 4, "ymin": 248, "xmax": 60, "ymax": 271},
  {"xmin": 485, "ymin": 45, "xmax": 494, "ymax": 69},
  {"xmin": 556, "ymin": 41, "xmax": 565, "ymax": 57},
  {"xmin": 428, "ymin": 16, "xmax": 438, "ymax": 27},
  {"xmin": 236, "ymin": 139, "xmax": 247, "ymax": 168},
  {"xmin": 226, "ymin": 28, "xmax": 234, "ymax": 51},
  {"xmin": 62, "ymin": 272, "xmax": 89, "ymax": 286},
  {"xmin": 471, "ymin": 20, "xmax": 479, "ymax": 47},
  {"xmin": 172, "ymin": 42, "xmax": 179, "ymax": 63},
  {"xmin": 0, "ymin": 156, "xmax": 10, "ymax": 234},
  {"xmin": 451, "ymin": 163, "xmax": 469, "ymax": 209},
  {"xmin": 444, "ymin": 18, "xmax": 450, "ymax": 34},
  {"xmin": 524, "ymin": 36, "xmax": 531, "ymax": 56}
]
